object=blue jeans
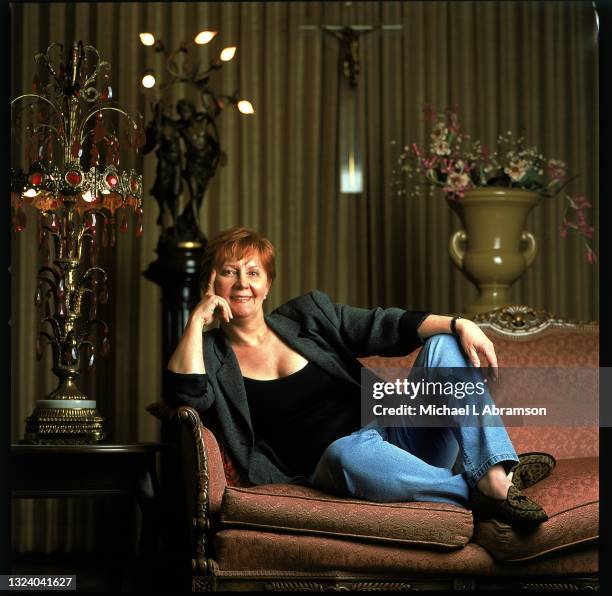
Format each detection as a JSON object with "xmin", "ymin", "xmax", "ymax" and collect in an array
[{"xmin": 309, "ymin": 334, "xmax": 519, "ymax": 507}]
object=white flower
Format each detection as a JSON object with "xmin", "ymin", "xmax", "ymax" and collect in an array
[
  {"xmin": 434, "ymin": 122, "xmax": 448, "ymax": 135},
  {"xmin": 432, "ymin": 138, "xmax": 451, "ymax": 156},
  {"xmin": 446, "ymin": 171, "xmax": 470, "ymax": 190},
  {"xmin": 504, "ymin": 159, "xmax": 528, "ymax": 182}
]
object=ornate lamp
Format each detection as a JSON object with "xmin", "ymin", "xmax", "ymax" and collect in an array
[
  {"xmin": 10, "ymin": 41, "xmax": 145, "ymax": 443},
  {"xmin": 138, "ymin": 30, "xmax": 254, "ymax": 247}
]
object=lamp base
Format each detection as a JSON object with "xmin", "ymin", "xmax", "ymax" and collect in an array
[{"xmin": 23, "ymin": 400, "xmax": 105, "ymax": 444}]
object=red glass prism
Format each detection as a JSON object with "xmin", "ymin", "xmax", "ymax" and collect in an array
[{"xmin": 66, "ymin": 170, "xmax": 82, "ymax": 186}]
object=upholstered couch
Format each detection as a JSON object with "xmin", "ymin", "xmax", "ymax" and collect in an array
[{"xmin": 149, "ymin": 305, "xmax": 599, "ymax": 591}]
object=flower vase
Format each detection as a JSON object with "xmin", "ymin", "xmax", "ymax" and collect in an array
[{"xmin": 447, "ymin": 187, "xmax": 540, "ymax": 314}]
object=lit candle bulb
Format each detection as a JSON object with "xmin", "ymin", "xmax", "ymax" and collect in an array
[
  {"xmin": 194, "ymin": 31, "xmax": 217, "ymax": 45},
  {"xmin": 141, "ymin": 72, "xmax": 156, "ymax": 89},
  {"xmin": 139, "ymin": 32, "xmax": 156, "ymax": 46},
  {"xmin": 220, "ymin": 46, "xmax": 237, "ymax": 62},
  {"xmin": 237, "ymin": 100, "xmax": 255, "ymax": 114}
]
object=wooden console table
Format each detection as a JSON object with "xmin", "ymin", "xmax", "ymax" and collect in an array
[{"xmin": 11, "ymin": 443, "xmax": 165, "ymax": 556}]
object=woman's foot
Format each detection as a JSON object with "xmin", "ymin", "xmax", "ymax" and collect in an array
[
  {"xmin": 476, "ymin": 464, "xmax": 513, "ymax": 499},
  {"xmin": 471, "ymin": 464, "xmax": 548, "ymax": 530}
]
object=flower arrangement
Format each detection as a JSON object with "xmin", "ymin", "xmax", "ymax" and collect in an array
[{"xmin": 392, "ymin": 105, "xmax": 596, "ymax": 263}]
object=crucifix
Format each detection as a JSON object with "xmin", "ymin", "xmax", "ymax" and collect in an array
[{"xmin": 301, "ymin": 23, "xmax": 402, "ymax": 194}]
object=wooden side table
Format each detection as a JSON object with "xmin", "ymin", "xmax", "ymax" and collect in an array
[{"xmin": 11, "ymin": 443, "xmax": 165, "ymax": 557}]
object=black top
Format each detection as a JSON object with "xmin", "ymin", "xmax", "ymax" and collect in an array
[
  {"xmin": 164, "ymin": 291, "xmax": 429, "ymax": 486},
  {"xmin": 243, "ymin": 361, "xmax": 362, "ymax": 477},
  {"xmin": 165, "ymin": 362, "xmax": 362, "ymax": 478}
]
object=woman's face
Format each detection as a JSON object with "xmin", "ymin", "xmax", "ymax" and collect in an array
[{"xmin": 214, "ymin": 253, "xmax": 271, "ymax": 319}]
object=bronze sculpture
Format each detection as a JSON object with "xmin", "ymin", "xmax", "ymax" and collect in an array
[
  {"xmin": 175, "ymin": 99, "xmax": 221, "ymax": 239},
  {"xmin": 143, "ymin": 98, "xmax": 222, "ymax": 246},
  {"xmin": 143, "ymin": 102, "xmax": 183, "ymax": 230}
]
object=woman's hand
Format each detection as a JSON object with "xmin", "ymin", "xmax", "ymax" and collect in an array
[
  {"xmin": 191, "ymin": 270, "xmax": 233, "ymax": 327},
  {"xmin": 455, "ymin": 318, "xmax": 498, "ymax": 378}
]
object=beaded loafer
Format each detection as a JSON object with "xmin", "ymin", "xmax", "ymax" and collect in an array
[
  {"xmin": 470, "ymin": 484, "xmax": 548, "ymax": 529},
  {"xmin": 511, "ymin": 452, "xmax": 556, "ymax": 491}
]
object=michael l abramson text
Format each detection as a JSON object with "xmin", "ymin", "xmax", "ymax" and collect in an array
[{"xmin": 372, "ymin": 404, "xmax": 548, "ymax": 416}]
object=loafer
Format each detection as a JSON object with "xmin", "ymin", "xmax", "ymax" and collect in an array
[
  {"xmin": 470, "ymin": 484, "xmax": 548, "ymax": 530},
  {"xmin": 511, "ymin": 452, "xmax": 556, "ymax": 491}
]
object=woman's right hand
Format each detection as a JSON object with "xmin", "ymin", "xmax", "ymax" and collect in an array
[{"xmin": 191, "ymin": 269, "xmax": 233, "ymax": 327}]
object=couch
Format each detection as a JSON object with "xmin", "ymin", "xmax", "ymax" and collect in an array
[{"xmin": 148, "ymin": 305, "xmax": 599, "ymax": 591}]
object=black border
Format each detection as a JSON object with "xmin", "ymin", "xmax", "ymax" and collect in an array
[
  {"xmin": 1, "ymin": 0, "xmax": 13, "ymax": 578},
  {"xmin": 2, "ymin": 0, "xmax": 608, "ymax": 587},
  {"xmin": 598, "ymin": 0, "xmax": 611, "ymax": 591}
]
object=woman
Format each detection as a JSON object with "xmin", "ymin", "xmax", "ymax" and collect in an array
[{"xmin": 166, "ymin": 227, "xmax": 554, "ymax": 529}]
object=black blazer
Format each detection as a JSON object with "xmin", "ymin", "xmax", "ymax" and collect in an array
[{"xmin": 167, "ymin": 290, "xmax": 429, "ymax": 485}]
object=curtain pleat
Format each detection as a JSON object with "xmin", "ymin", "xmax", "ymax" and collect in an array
[{"xmin": 11, "ymin": 1, "xmax": 598, "ymax": 553}]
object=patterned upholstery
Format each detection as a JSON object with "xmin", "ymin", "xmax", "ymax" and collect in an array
[
  {"xmin": 200, "ymin": 314, "xmax": 598, "ymax": 574},
  {"xmin": 220, "ymin": 484, "xmax": 473, "ymax": 549},
  {"xmin": 212, "ymin": 531, "xmax": 597, "ymax": 576}
]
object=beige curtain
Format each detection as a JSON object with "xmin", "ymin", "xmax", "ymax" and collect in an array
[{"xmin": 11, "ymin": 1, "xmax": 598, "ymax": 552}]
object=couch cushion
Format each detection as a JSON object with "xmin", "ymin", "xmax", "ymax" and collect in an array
[
  {"xmin": 212, "ymin": 529, "xmax": 597, "ymax": 577},
  {"xmin": 220, "ymin": 483, "xmax": 473, "ymax": 549},
  {"xmin": 473, "ymin": 457, "xmax": 598, "ymax": 561},
  {"xmin": 213, "ymin": 531, "xmax": 495, "ymax": 574}
]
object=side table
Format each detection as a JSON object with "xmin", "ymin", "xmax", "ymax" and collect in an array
[{"xmin": 11, "ymin": 442, "xmax": 166, "ymax": 587}]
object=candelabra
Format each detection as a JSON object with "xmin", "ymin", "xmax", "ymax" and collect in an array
[
  {"xmin": 10, "ymin": 41, "xmax": 145, "ymax": 443},
  {"xmin": 139, "ymin": 30, "xmax": 254, "ymax": 247}
]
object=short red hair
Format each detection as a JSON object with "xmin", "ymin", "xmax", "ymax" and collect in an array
[{"xmin": 200, "ymin": 227, "xmax": 276, "ymax": 289}]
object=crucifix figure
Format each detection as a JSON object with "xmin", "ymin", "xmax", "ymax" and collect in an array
[
  {"xmin": 324, "ymin": 26, "xmax": 369, "ymax": 89},
  {"xmin": 301, "ymin": 24, "xmax": 402, "ymax": 193}
]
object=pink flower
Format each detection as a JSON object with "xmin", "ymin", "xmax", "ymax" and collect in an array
[
  {"xmin": 569, "ymin": 196, "xmax": 592, "ymax": 210},
  {"xmin": 586, "ymin": 247, "xmax": 597, "ymax": 264},
  {"xmin": 423, "ymin": 105, "xmax": 438, "ymax": 122},
  {"xmin": 420, "ymin": 157, "xmax": 438, "ymax": 170},
  {"xmin": 447, "ymin": 110, "xmax": 460, "ymax": 134},
  {"xmin": 547, "ymin": 159, "xmax": 568, "ymax": 181}
]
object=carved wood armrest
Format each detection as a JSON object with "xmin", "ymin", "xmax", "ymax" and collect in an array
[
  {"xmin": 174, "ymin": 405, "xmax": 227, "ymax": 516},
  {"xmin": 471, "ymin": 304, "xmax": 598, "ymax": 336},
  {"xmin": 146, "ymin": 402, "xmax": 227, "ymax": 577}
]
